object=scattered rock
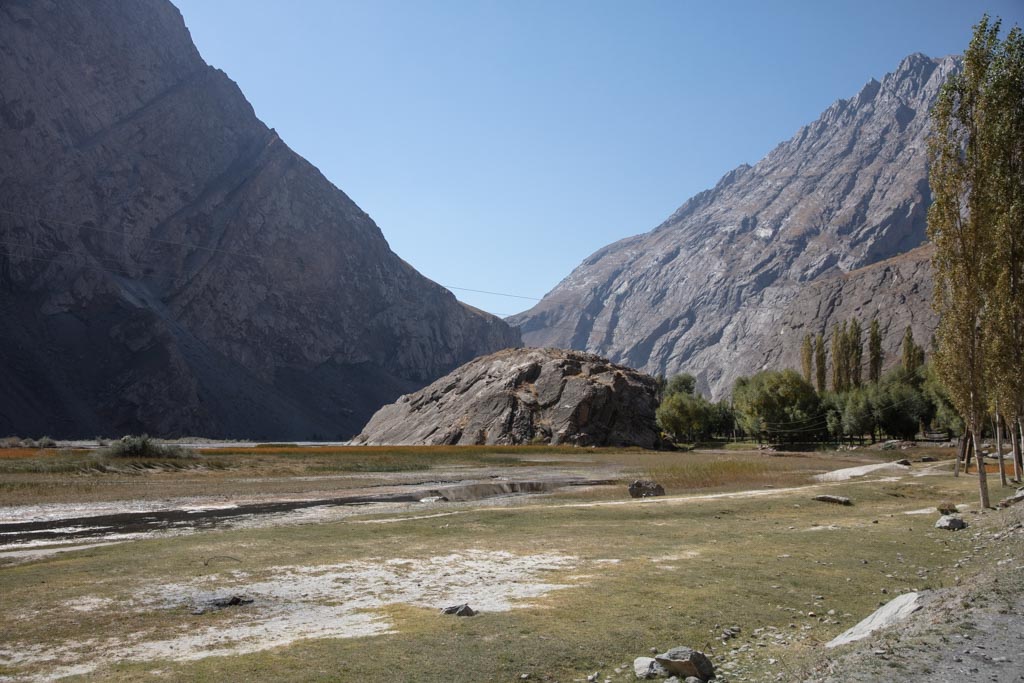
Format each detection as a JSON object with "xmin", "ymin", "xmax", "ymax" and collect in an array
[
  {"xmin": 633, "ymin": 657, "xmax": 669, "ymax": 679},
  {"xmin": 190, "ymin": 595, "xmax": 253, "ymax": 615},
  {"xmin": 629, "ymin": 480, "xmax": 666, "ymax": 498},
  {"xmin": 441, "ymin": 603, "xmax": 476, "ymax": 616},
  {"xmin": 654, "ymin": 647, "xmax": 716, "ymax": 680},
  {"xmin": 919, "ymin": 455, "xmax": 938, "ymax": 462},
  {"xmin": 813, "ymin": 495, "xmax": 853, "ymax": 506},
  {"xmin": 936, "ymin": 515, "xmax": 967, "ymax": 531},
  {"xmin": 894, "ymin": 458, "xmax": 912, "ymax": 466}
]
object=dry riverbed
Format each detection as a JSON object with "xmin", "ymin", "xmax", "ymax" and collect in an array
[{"xmin": 0, "ymin": 444, "xmax": 1014, "ymax": 682}]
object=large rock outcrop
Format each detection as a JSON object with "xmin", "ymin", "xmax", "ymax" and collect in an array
[
  {"xmin": 0, "ymin": 0, "xmax": 519, "ymax": 439},
  {"xmin": 355, "ymin": 348, "xmax": 664, "ymax": 448},
  {"xmin": 510, "ymin": 53, "xmax": 955, "ymax": 399}
]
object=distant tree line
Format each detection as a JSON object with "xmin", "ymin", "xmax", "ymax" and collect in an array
[{"xmin": 656, "ymin": 324, "xmax": 962, "ymax": 447}]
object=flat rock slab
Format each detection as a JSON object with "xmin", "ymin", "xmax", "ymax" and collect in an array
[
  {"xmin": 814, "ymin": 462, "xmax": 911, "ymax": 482},
  {"xmin": 813, "ymin": 495, "xmax": 852, "ymax": 506},
  {"xmin": 825, "ymin": 591, "xmax": 924, "ymax": 648}
]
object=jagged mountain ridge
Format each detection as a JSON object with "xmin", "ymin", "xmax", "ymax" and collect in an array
[
  {"xmin": 510, "ymin": 53, "xmax": 955, "ymax": 398},
  {"xmin": 0, "ymin": 0, "xmax": 519, "ymax": 439}
]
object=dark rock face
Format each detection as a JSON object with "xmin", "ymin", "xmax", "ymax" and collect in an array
[
  {"xmin": 510, "ymin": 54, "xmax": 956, "ymax": 399},
  {"xmin": 355, "ymin": 348, "xmax": 664, "ymax": 448},
  {"xmin": 0, "ymin": 0, "xmax": 519, "ymax": 439}
]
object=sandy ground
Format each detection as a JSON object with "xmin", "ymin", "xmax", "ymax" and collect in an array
[{"xmin": 0, "ymin": 550, "xmax": 583, "ymax": 680}]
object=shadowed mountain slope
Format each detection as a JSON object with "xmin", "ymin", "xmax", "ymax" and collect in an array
[{"xmin": 0, "ymin": 0, "xmax": 519, "ymax": 439}]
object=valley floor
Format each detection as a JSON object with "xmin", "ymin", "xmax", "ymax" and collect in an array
[{"xmin": 0, "ymin": 444, "xmax": 1019, "ymax": 682}]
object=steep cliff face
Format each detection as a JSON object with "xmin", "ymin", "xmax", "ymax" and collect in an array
[
  {"xmin": 356, "ymin": 348, "xmax": 664, "ymax": 448},
  {"xmin": 510, "ymin": 53, "xmax": 955, "ymax": 398},
  {"xmin": 0, "ymin": 0, "xmax": 519, "ymax": 439}
]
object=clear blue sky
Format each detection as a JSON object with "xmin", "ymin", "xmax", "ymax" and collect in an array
[{"xmin": 174, "ymin": 1, "xmax": 1022, "ymax": 317}]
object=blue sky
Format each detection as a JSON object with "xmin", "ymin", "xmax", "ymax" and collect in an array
[{"xmin": 174, "ymin": 1, "xmax": 1023, "ymax": 317}]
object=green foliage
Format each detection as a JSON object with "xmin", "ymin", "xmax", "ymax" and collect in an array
[
  {"xmin": 656, "ymin": 391, "xmax": 712, "ymax": 443},
  {"xmin": 800, "ymin": 334, "xmax": 814, "ymax": 384},
  {"xmin": 841, "ymin": 388, "xmax": 874, "ymax": 438},
  {"xmin": 868, "ymin": 318, "xmax": 883, "ymax": 384},
  {"xmin": 928, "ymin": 14, "xmax": 1022, "ymax": 506},
  {"xmin": 901, "ymin": 327, "xmax": 925, "ymax": 374},
  {"xmin": 848, "ymin": 319, "xmax": 863, "ymax": 388},
  {"xmin": 663, "ymin": 373, "xmax": 697, "ymax": 398},
  {"xmin": 732, "ymin": 370, "xmax": 823, "ymax": 443},
  {"xmin": 814, "ymin": 332, "xmax": 827, "ymax": 394},
  {"xmin": 874, "ymin": 378, "xmax": 929, "ymax": 440},
  {"xmin": 102, "ymin": 435, "xmax": 196, "ymax": 459}
]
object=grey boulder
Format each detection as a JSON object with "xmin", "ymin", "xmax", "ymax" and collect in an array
[
  {"xmin": 356, "ymin": 348, "xmax": 665, "ymax": 448},
  {"xmin": 935, "ymin": 515, "xmax": 967, "ymax": 530},
  {"xmin": 654, "ymin": 647, "xmax": 715, "ymax": 680},
  {"xmin": 633, "ymin": 657, "xmax": 669, "ymax": 679}
]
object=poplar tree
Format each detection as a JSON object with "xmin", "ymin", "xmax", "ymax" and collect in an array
[
  {"xmin": 800, "ymin": 334, "xmax": 814, "ymax": 385},
  {"xmin": 901, "ymin": 326, "xmax": 924, "ymax": 374},
  {"xmin": 830, "ymin": 323, "xmax": 844, "ymax": 392},
  {"xmin": 979, "ymin": 23, "xmax": 1024, "ymax": 482},
  {"xmin": 927, "ymin": 15, "xmax": 1022, "ymax": 508},
  {"xmin": 848, "ymin": 319, "xmax": 863, "ymax": 388},
  {"xmin": 814, "ymin": 333, "xmax": 827, "ymax": 394},
  {"xmin": 868, "ymin": 319, "xmax": 883, "ymax": 383}
]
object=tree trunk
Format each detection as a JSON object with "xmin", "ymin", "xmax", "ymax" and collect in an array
[
  {"xmin": 954, "ymin": 434, "xmax": 965, "ymax": 477},
  {"xmin": 973, "ymin": 427, "xmax": 990, "ymax": 509},
  {"xmin": 1011, "ymin": 416, "xmax": 1022, "ymax": 483},
  {"xmin": 995, "ymin": 412, "xmax": 1007, "ymax": 487}
]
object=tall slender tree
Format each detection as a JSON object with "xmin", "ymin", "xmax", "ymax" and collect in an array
[
  {"xmin": 981, "ymin": 23, "xmax": 1024, "ymax": 484},
  {"xmin": 848, "ymin": 319, "xmax": 863, "ymax": 388},
  {"xmin": 868, "ymin": 318, "xmax": 883, "ymax": 383},
  {"xmin": 814, "ymin": 333, "xmax": 827, "ymax": 394},
  {"xmin": 830, "ymin": 323, "xmax": 844, "ymax": 392},
  {"xmin": 800, "ymin": 334, "xmax": 814, "ymax": 385},
  {"xmin": 901, "ymin": 326, "xmax": 924, "ymax": 374},
  {"xmin": 927, "ymin": 15, "xmax": 1021, "ymax": 508}
]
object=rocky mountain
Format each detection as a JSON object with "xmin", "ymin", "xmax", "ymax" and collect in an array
[
  {"xmin": 510, "ymin": 53, "xmax": 955, "ymax": 399},
  {"xmin": 355, "ymin": 348, "xmax": 664, "ymax": 448},
  {"xmin": 0, "ymin": 0, "xmax": 519, "ymax": 439}
]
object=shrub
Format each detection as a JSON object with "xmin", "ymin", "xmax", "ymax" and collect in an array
[
  {"xmin": 103, "ymin": 434, "xmax": 195, "ymax": 459},
  {"xmin": 37, "ymin": 436, "xmax": 56, "ymax": 448}
]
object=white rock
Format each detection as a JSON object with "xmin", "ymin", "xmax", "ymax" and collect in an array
[{"xmin": 825, "ymin": 592, "xmax": 923, "ymax": 648}]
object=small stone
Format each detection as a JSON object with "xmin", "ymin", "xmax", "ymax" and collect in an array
[
  {"xmin": 440, "ymin": 603, "xmax": 476, "ymax": 616},
  {"xmin": 587, "ymin": 673, "xmax": 599, "ymax": 682}
]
